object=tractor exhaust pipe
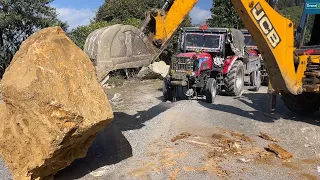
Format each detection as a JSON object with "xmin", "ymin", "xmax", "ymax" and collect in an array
[{"xmin": 162, "ymin": 0, "xmax": 174, "ymax": 11}]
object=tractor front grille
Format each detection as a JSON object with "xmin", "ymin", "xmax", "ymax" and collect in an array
[{"xmin": 171, "ymin": 56, "xmax": 194, "ymax": 72}]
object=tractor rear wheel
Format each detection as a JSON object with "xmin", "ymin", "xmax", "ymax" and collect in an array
[
  {"xmin": 250, "ymin": 70, "xmax": 261, "ymax": 92},
  {"xmin": 224, "ymin": 60, "xmax": 244, "ymax": 96},
  {"xmin": 281, "ymin": 93, "xmax": 320, "ymax": 115}
]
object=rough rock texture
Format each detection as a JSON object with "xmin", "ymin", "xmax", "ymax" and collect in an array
[
  {"xmin": 137, "ymin": 61, "xmax": 169, "ymax": 79},
  {"xmin": 268, "ymin": 143, "xmax": 293, "ymax": 160},
  {"xmin": 0, "ymin": 81, "xmax": 2, "ymax": 101},
  {"xmin": 149, "ymin": 61, "xmax": 170, "ymax": 78},
  {"xmin": 137, "ymin": 66, "xmax": 162, "ymax": 79},
  {"xmin": 0, "ymin": 27, "xmax": 114, "ymax": 180}
]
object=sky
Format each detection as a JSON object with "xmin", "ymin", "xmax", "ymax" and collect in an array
[{"xmin": 52, "ymin": 0, "xmax": 212, "ymax": 30}]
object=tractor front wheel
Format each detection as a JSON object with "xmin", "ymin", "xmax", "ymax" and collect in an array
[
  {"xmin": 163, "ymin": 78, "xmax": 173, "ymax": 102},
  {"xmin": 205, "ymin": 78, "xmax": 218, "ymax": 103}
]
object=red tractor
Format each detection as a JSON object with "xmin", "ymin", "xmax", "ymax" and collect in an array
[
  {"xmin": 241, "ymin": 29, "xmax": 269, "ymax": 85},
  {"xmin": 163, "ymin": 27, "xmax": 262, "ymax": 103}
]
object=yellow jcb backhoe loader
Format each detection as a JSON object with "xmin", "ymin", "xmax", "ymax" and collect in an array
[{"xmin": 229, "ymin": 0, "xmax": 320, "ymax": 115}]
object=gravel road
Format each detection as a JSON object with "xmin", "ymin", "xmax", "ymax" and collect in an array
[{"xmin": 1, "ymin": 79, "xmax": 320, "ymax": 180}]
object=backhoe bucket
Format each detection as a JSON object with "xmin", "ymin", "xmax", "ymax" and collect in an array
[{"xmin": 84, "ymin": 24, "xmax": 157, "ymax": 84}]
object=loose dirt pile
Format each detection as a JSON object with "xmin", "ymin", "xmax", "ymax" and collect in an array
[
  {"xmin": 0, "ymin": 27, "xmax": 113, "ymax": 180},
  {"xmin": 171, "ymin": 132, "xmax": 191, "ymax": 142}
]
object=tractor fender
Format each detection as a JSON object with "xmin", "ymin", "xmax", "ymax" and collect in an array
[{"xmin": 222, "ymin": 55, "xmax": 238, "ymax": 74}]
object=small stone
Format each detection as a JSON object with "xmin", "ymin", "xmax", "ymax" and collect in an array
[
  {"xmin": 238, "ymin": 158, "xmax": 250, "ymax": 163},
  {"xmin": 233, "ymin": 142, "xmax": 241, "ymax": 149},
  {"xmin": 111, "ymin": 93, "xmax": 122, "ymax": 103},
  {"xmin": 304, "ymin": 144, "xmax": 311, "ymax": 148}
]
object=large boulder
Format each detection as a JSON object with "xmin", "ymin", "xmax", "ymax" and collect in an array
[
  {"xmin": 137, "ymin": 66, "xmax": 162, "ymax": 79},
  {"xmin": 0, "ymin": 80, "xmax": 2, "ymax": 101},
  {"xmin": 0, "ymin": 27, "xmax": 114, "ymax": 180},
  {"xmin": 137, "ymin": 61, "xmax": 170, "ymax": 79},
  {"xmin": 149, "ymin": 61, "xmax": 170, "ymax": 78}
]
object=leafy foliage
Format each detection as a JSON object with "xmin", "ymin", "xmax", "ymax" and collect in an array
[
  {"xmin": 207, "ymin": 0, "xmax": 315, "ymax": 44},
  {"xmin": 95, "ymin": 0, "xmax": 161, "ymax": 22},
  {"xmin": 0, "ymin": 0, "xmax": 68, "ymax": 78},
  {"xmin": 277, "ymin": 3, "xmax": 314, "ymax": 44},
  {"xmin": 276, "ymin": 0, "xmax": 304, "ymax": 9},
  {"xmin": 207, "ymin": 0, "xmax": 244, "ymax": 29}
]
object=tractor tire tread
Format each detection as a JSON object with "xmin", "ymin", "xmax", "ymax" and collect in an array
[
  {"xmin": 281, "ymin": 93, "xmax": 320, "ymax": 115},
  {"xmin": 224, "ymin": 60, "xmax": 244, "ymax": 96}
]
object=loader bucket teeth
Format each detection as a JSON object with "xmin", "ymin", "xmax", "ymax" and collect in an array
[{"xmin": 84, "ymin": 24, "xmax": 157, "ymax": 83}]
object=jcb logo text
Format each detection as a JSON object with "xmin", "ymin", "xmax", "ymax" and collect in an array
[{"xmin": 251, "ymin": 3, "xmax": 281, "ymax": 48}]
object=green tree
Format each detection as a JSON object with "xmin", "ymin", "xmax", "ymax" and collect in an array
[
  {"xmin": 207, "ymin": 0, "xmax": 313, "ymax": 44},
  {"xmin": 275, "ymin": 0, "xmax": 315, "ymax": 44},
  {"xmin": 0, "ymin": 0, "xmax": 68, "ymax": 78},
  {"xmin": 207, "ymin": 0, "xmax": 244, "ymax": 29},
  {"xmin": 95, "ymin": 0, "xmax": 161, "ymax": 22},
  {"xmin": 276, "ymin": 0, "xmax": 304, "ymax": 9},
  {"xmin": 70, "ymin": 0, "xmax": 161, "ymax": 50}
]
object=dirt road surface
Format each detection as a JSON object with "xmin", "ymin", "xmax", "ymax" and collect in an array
[{"xmin": 1, "ymin": 79, "xmax": 320, "ymax": 180}]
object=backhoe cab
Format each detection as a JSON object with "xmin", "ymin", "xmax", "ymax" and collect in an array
[{"xmin": 163, "ymin": 27, "xmax": 262, "ymax": 103}]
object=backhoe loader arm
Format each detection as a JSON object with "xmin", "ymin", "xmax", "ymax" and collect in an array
[
  {"xmin": 231, "ymin": 0, "xmax": 302, "ymax": 95},
  {"xmin": 141, "ymin": 0, "xmax": 199, "ymax": 56}
]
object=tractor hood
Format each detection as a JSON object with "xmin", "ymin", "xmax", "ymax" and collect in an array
[{"xmin": 177, "ymin": 52, "xmax": 212, "ymax": 59}]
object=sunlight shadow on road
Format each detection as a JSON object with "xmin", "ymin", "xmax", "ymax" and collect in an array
[
  {"xmin": 113, "ymin": 102, "xmax": 173, "ymax": 131},
  {"xmin": 199, "ymin": 92, "xmax": 320, "ymax": 126},
  {"xmin": 55, "ymin": 102, "xmax": 172, "ymax": 179},
  {"xmin": 55, "ymin": 123, "xmax": 132, "ymax": 180}
]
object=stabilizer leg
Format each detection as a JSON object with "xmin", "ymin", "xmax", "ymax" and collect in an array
[{"xmin": 267, "ymin": 80, "xmax": 277, "ymax": 113}]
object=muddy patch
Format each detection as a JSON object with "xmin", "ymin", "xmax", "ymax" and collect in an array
[
  {"xmin": 231, "ymin": 132, "xmax": 253, "ymax": 143},
  {"xmin": 171, "ymin": 132, "xmax": 191, "ymax": 142},
  {"xmin": 301, "ymin": 173, "xmax": 318, "ymax": 180},
  {"xmin": 258, "ymin": 132, "xmax": 280, "ymax": 142},
  {"xmin": 127, "ymin": 148, "xmax": 189, "ymax": 179},
  {"xmin": 267, "ymin": 143, "xmax": 293, "ymax": 160}
]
